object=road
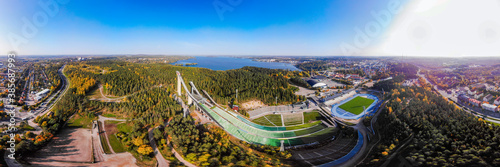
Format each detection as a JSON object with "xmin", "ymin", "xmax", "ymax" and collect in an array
[
  {"xmin": 149, "ymin": 127, "xmax": 170, "ymax": 167},
  {"xmin": 92, "ymin": 121, "xmax": 105, "ymax": 162},
  {"xmin": 27, "ymin": 64, "xmax": 69, "ymax": 132},
  {"xmin": 4, "ymin": 65, "xmax": 69, "ymax": 166}
]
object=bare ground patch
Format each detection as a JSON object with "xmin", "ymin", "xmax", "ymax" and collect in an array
[
  {"xmin": 241, "ymin": 100, "xmax": 266, "ymax": 110},
  {"xmin": 26, "ymin": 127, "xmax": 92, "ymax": 164}
]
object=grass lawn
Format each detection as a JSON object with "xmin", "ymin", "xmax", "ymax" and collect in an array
[
  {"xmin": 104, "ymin": 120, "xmax": 127, "ymax": 153},
  {"xmin": 87, "ymin": 86, "xmax": 102, "ymax": 99},
  {"xmin": 300, "ymin": 127, "xmax": 338, "ymax": 144},
  {"xmin": 486, "ymin": 120, "xmax": 500, "ymax": 127},
  {"xmin": 102, "ymin": 113, "xmax": 117, "ymax": 118},
  {"xmin": 284, "ymin": 118, "xmax": 302, "ymax": 126},
  {"xmin": 294, "ymin": 124, "xmax": 326, "ymax": 136},
  {"xmin": 68, "ymin": 114, "xmax": 95, "ymax": 129},
  {"xmin": 286, "ymin": 121, "xmax": 322, "ymax": 130},
  {"xmin": 117, "ymin": 122, "xmax": 133, "ymax": 133},
  {"xmin": 108, "ymin": 133, "xmax": 126, "ymax": 153},
  {"xmin": 20, "ymin": 123, "xmax": 36, "ymax": 131},
  {"xmin": 252, "ymin": 114, "xmax": 282, "ymax": 126},
  {"xmin": 339, "ymin": 96, "xmax": 375, "ymax": 115},
  {"xmin": 303, "ymin": 111, "xmax": 323, "ymax": 123}
]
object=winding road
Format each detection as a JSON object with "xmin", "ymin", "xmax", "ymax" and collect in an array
[{"xmin": 149, "ymin": 127, "xmax": 170, "ymax": 167}]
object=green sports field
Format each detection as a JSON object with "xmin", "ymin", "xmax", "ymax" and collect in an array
[{"xmin": 338, "ymin": 96, "xmax": 375, "ymax": 115}]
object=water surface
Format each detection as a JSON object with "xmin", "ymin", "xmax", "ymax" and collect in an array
[{"xmin": 172, "ymin": 56, "xmax": 300, "ymax": 71}]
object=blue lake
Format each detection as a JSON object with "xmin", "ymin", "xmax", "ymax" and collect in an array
[{"xmin": 171, "ymin": 56, "xmax": 300, "ymax": 71}]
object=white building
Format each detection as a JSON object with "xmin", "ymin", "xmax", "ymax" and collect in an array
[
  {"xmin": 402, "ymin": 80, "xmax": 413, "ymax": 87},
  {"xmin": 474, "ymin": 92, "xmax": 484, "ymax": 99},
  {"xmin": 483, "ymin": 94, "xmax": 494, "ymax": 102},
  {"xmin": 482, "ymin": 103, "xmax": 498, "ymax": 112},
  {"xmin": 495, "ymin": 97, "xmax": 500, "ymax": 105},
  {"xmin": 306, "ymin": 79, "xmax": 328, "ymax": 89},
  {"xmin": 35, "ymin": 89, "xmax": 50, "ymax": 101}
]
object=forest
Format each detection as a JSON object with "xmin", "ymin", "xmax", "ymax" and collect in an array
[
  {"xmin": 363, "ymin": 85, "xmax": 500, "ymax": 166},
  {"xmin": 64, "ymin": 60, "xmax": 307, "ymax": 106},
  {"xmin": 296, "ymin": 61, "xmax": 329, "ymax": 71},
  {"xmin": 30, "ymin": 59, "xmax": 305, "ymax": 165},
  {"xmin": 162, "ymin": 115, "xmax": 291, "ymax": 166}
]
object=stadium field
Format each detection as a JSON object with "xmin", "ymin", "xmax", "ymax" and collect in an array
[{"xmin": 338, "ymin": 96, "xmax": 375, "ymax": 115}]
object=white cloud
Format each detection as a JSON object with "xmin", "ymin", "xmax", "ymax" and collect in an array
[{"xmin": 368, "ymin": 0, "xmax": 500, "ymax": 57}]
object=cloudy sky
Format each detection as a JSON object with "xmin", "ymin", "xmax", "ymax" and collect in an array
[{"xmin": 1, "ymin": 0, "xmax": 499, "ymax": 57}]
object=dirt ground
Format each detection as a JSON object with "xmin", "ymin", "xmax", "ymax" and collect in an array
[
  {"xmin": 27, "ymin": 153, "xmax": 138, "ymax": 167},
  {"xmin": 26, "ymin": 126, "xmax": 138, "ymax": 167},
  {"xmin": 364, "ymin": 81, "xmax": 375, "ymax": 88},
  {"xmin": 240, "ymin": 100, "xmax": 266, "ymax": 110},
  {"xmin": 26, "ymin": 127, "xmax": 92, "ymax": 164},
  {"xmin": 294, "ymin": 86, "xmax": 315, "ymax": 96}
]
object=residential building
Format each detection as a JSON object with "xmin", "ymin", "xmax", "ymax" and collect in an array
[
  {"xmin": 474, "ymin": 92, "xmax": 484, "ymax": 99},
  {"xmin": 483, "ymin": 94, "xmax": 494, "ymax": 102},
  {"xmin": 469, "ymin": 98, "xmax": 482, "ymax": 107},
  {"xmin": 482, "ymin": 103, "xmax": 498, "ymax": 112},
  {"xmin": 458, "ymin": 94, "xmax": 470, "ymax": 102},
  {"xmin": 468, "ymin": 89, "xmax": 476, "ymax": 96},
  {"xmin": 494, "ymin": 97, "xmax": 500, "ymax": 105},
  {"xmin": 402, "ymin": 80, "xmax": 413, "ymax": 87}
]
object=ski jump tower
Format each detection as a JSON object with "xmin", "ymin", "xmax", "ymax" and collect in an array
[{"xmin": 176, "ymin": 71, "xmax": 207, "ymax": 117}]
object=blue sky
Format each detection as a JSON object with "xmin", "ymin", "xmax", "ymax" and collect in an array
[{"xmin": 0, "ymin": 0, "xmax": 410, "ymax": 56}]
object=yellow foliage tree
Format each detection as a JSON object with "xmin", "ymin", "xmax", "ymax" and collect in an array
[
  {"xmin": 133, "ymin": 136, "xmax": 144, "ymax": 146},
  {"xmin": 137, "ymin": 144, "xmax": 153, "ymax": 155},
  {"xmin": 382, "ymin": 151, "xmax": 388, "ymax": 156}
]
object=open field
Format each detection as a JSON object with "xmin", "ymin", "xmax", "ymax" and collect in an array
[
  {"xmin": 252, "ymin": 114, "xmax": 282, "ymax": 126},
  {"xmin": 339, "ymin": 96, "xmax": 375, "ymax": 115},
  {"xmin": 304, "ymin": 111, "xmax": 322, "ymax": 123},
  {"xmin": 283, "ymin": 112, "xmax": 303, "ymax": 126},
  {"xmin": 105, "ymin": 120, "xmax": 126, "ymax": 153},
  {"xmin": 67, "ymin": 114, "xmax": 94, "ymax": 129},
  {"xmin": 294, "ymin": 124, "xmax": 326, "ymax": 136},
  {"xmin": 286, "ymin": 121, "xmax": 322, "ymax": 130},
  {"xmin": 117, "ymin": 122, "xmax": 133, "ymax": 133},
  {"xmin": 26, "ymin": 127, "xmax": 92, "ymax": 163}
]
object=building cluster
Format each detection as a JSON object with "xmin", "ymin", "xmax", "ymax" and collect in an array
[
  {"xmin": 35, "ymin": 89, "xmax": 50, "ymax": 101},
  {"xmin": 402, "ymin": 79, "xmax": 419, "ymax": 87},
  {"xmin": 357, "ymin": 61, "xmax": 388, "ymax": 78},
  {"xmin": 458, "ymin": 94, "xmax": 500, "ymax": 112}
]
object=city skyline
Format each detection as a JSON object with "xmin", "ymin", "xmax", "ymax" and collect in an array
[{"xmin": 1, "ymin": 0, "xmax": 500, "ymax": 57}]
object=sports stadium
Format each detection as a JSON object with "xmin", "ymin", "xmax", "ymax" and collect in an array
[{"xmin": 331, "ymin": 94, "xmax": 380, "ymax": 120}]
